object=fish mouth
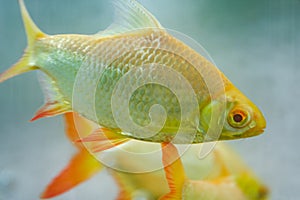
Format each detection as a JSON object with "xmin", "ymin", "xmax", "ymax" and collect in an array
[
  {"xmin": 219, "ymin": 128, "xmax": 265, "ymax": 141},
  {"xmin": 242, "ymin": 128, "xmax": 265, "ymax": 138}
]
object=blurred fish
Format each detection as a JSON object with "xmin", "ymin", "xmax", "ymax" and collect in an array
[
  {"xmin": 109, "ymin": 142, "xmax": 269, "ymax": 200},
  {"xmin": 0, "ymin": 0, "xmax": 265, "ymax": 142},
  {"xmin": 41, "ymin": 113, "xmax": 268, "ymax": 199}
]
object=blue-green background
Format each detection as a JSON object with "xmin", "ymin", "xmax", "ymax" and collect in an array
[{"xmin": 0, "ymin": 0, "xmax": 299, "ymax": 199}]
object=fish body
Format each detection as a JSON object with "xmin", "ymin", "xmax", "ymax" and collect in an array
[
  {"xmin": 0, "ymin": 0, "xmax": 266, "ymax": 143},
  {"xmin": 35, "ymin": 30, "xmax": 222, "ymax": 142}
]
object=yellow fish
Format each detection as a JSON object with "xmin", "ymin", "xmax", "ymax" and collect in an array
[
  {"xmin": 41, "ymin": 113, "xmax": 268, "ymax": 200},
  {"xmin": 110, "ymin": 142, "xmax": 269, "ymax": 200},
  {"xmin": 0, "ymin": 0, "xmax": 265, "ymax": 143}
]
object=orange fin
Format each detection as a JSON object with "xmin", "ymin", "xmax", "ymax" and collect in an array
[
  {"xmin": 159, "ymin": 142, "xmax": 186, "ymax": 200},
  {"xmin": 78, "ymin": 128, "xmax": 130, "ymax": 153},
  {"xmin": 115, "ymin": 191, "xmax": 132, "ymax": 200},
  {"xmin": 110, "ymin": 167, "xmax": 152, "ymax": 200},
  {"xmin": 30, "ymin": 72, "xmax": 71, "ymax": 121},
  {"xmin": 30, "ymin": 101, "xmax": 70, "ymax": 121},
  {"xmin": 41, "ymin": 150, "xmax": 103, "ymax": 199},
  {"xmin": 64, "ymin": 112, "xmax": 95, "ymax": 149},
  {"xmin": 109, "ymin": 170, "xmax": 133, "ymax": 200}
]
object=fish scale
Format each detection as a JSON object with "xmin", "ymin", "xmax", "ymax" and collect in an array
[{"xmin": 91, "ymin": 36, "xmax": 208, "ymax": 138}]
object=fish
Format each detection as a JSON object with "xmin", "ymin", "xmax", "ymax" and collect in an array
[
  {"xmin": 0, "ymin": 0, "xmax": 265, "ymax": 143},
  {"xmin": 41, "ymin": 112, "xmax": 268, "ymax": 199},
  {"xmin": 110, "ymin": 142, "xmax": 269, "ymax": 200},
  {"xmin": 0, "ymin": 0, "xmax": 266, "ymax": 198}
]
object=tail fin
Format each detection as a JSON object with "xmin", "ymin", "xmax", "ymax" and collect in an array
[
  {"xmin": 41, "ymin": 150, "xmax": 103, "ymax": 199},
  {"xmin": 0, "ymin": 0, "xmax": 46, "ymax": 83}
]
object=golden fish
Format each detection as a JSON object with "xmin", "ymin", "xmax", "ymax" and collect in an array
[{"xmin": 0, "ymin": 0, "xmax": 265, "ymax": 144}]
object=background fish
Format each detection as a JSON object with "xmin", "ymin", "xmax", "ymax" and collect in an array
[
  {"xmin": 0, "ymin": 0, "xmax": 265, "ymax": 144},
  {"xmin": 41, "ymin": 113, "xmax": 268, "ymax": 200},
  {"xmin": 109, "ymin": 142, "xmax": 269, "ymax": 200}
]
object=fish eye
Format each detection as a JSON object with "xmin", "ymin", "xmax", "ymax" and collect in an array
[
  {"xmin": 233, "ymin": 113, "xmax": 243, "ymax": 122},
  {"xmin": 227, "ymin": 108, "xmax": 251, "ymax": 128}
]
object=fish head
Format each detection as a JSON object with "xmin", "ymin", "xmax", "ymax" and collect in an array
[
  {"xmin": 220, "ymin": 86, "xmax": 266, "ymax": 140},
  {"xmin": 183, "ymin": 171, "xmax": 269, "ymax": 200},
  {"xmin": 235, "ymin": 172, "xmax": 269, "ymax": 200},
  {"xmin": 200, "ymin": 86, "xmax": 266, "ymax": 141}
]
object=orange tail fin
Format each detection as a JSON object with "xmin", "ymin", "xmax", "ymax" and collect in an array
[
  {"xmin": 41, "ymin": 150, "xmax": 103, "ymax": 199},
  {"xmin": 41, "ymin": 113, "xmax": 103, "ymax": 198}
]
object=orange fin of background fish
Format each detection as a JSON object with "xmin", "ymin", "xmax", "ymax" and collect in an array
[
  {"xmin": 77, "ymin": 128, "xmax": 130, "ymax": 153},
  {"xmin": 30, "ymin": 101, "xmax": 70, "ymax": 121},
  {"xmin": 159, "ymin": 142, "xmax": 186, "ymax": 200},
  {"xmin": 64, "ymin": 112, "xmax": 96, "ymax": 149},
  {"xmin": 41, "ymin": 150, "xmax": 103, "ymax": 199},
  {"xmin": 0, "ymin": 0, "xmax": 45, "ymax": 83},
  {"xmin": 109, "ymin": 170, "xmax": 133, "ymax": 200},
  {"xmin": 111, "ymin": 173, "xmax": 132, "ymax": 200},
  {"xmin": 115, "ymin": 191, "xmax": 132, "ymax": 200}
]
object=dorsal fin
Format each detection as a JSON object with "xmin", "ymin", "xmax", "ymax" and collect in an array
[
  {"xmin": 97, "ymin": 0, "xmax": 164, "ymax": 36},
  {"xmin": 19, "ymin": 0, "xmax": 46, "ymax": 47}
]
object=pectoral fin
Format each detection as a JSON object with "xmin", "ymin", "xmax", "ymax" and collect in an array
[
  {"xmin": 78, "ymin": 128, "xmax": 130, "ymax": 153},
  {"xmin": 64, "ymin": 112, "xmax": 96, "ymax": 149},
  {"xmin": 159, "ymin": 142, "xmax": 187, "ymax": 200}
]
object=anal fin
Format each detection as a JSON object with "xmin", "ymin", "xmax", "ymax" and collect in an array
[{"xmin": 31, "ymin": 101, "xmax": 70, "ymax": 121}]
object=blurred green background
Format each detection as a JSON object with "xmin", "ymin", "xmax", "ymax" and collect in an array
[{"xmin": 0, "ymin": 0, "xmax": 299, "ymax": 199}]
